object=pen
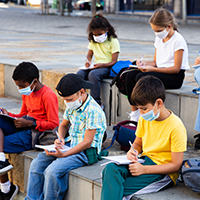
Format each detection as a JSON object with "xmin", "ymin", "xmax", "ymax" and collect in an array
[
  {"xmin": 56, "ymin": 131, "xmax": 62, "ymax": 143},
  {"xmin": 85, "ymin": 57, "xmax": 90, "ymax": 63},
  {"xmin": 129, "ymin": 141, "xmax": 137, "ymax": 156},
  {"xmin": 140, "ymin": 55, "xmax": 144, "ymax": 64},
  {"xmin": 0, "ymin": 108, "xmax": 2, "ymax": 114}
]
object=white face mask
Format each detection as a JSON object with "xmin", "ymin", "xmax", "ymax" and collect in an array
[
  {"xmin": 93, "ymin": 32, "xmax": 107, "ymax": 43},
  {"xmin": 64, "ymin": 95, "xmax": 82, "ymax": 110},
  {"xmin": 155, "ymin": 28, "xmax": 169, "ymax": 40}
]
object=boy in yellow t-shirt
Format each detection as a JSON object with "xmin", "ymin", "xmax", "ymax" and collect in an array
[{"xmin": 101, "ymin": 75, "xmax": 187, "ymax": 200}]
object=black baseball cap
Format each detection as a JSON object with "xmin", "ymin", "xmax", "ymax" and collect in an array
[{"xmin": 56, "ymin": 73, "xmax": 93, "ymax": 97}]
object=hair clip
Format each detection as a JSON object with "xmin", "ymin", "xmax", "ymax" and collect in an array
[{"xmin": 96, "ymin": 16, "xmax": 98, "ymax": 18}]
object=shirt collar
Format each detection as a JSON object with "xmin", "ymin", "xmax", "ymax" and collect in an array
[{"xmin": 77, "ymin": 93, "xmax": 91, "ymax": 112}]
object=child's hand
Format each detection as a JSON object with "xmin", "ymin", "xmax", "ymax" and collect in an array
[
  {"xmin": 85, "ymin": 62, "xmax": 91, "ymax": 68},
  {"xmin": 195, "ymin": 57, "xmax": 200, "ymax": 65},
  {"xmin": 0, "ymin": 107, "xmax": 9, "ymax": 115},
  {"xmin": 127, "ymin": 148, "xmax": 138, "ymax": 162},
  {"xmin": 136, "ymin": 60, "xmax": 146, "ymax": 66},
  {"xmin": 138, "ymin": 65, "xmax": 155, "ymax": 72},
  {"xmin": 14, "ymin": 118, "xmax": 32, "ymax": 128},
  {"xmin": 129, "ymin": 161, "xmax": 145, "ymax": 176},
  {"xmin": 54, "ymin": 138, "xmax": 65, "ymax": 149},
  {"xmin": 93, "ymin": 63, "xmax": 103, "ymax": 69},
  {"xmin": 45, "ymin": 147, "xmax": 64, "ymax": 157}
]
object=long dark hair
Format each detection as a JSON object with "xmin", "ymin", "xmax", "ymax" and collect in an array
[{"xmin": 87, "ymin": 13, "xmax": 117, "ymax": 42}]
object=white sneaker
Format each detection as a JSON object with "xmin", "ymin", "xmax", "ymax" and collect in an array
[{"xmin": 127, "ymin": 109, "xmax": 140, "ymax": 122}]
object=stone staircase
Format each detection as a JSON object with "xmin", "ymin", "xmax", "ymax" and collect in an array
[{"xmin": 1, "ymin": 63, "xmax": 200, "ymax": 199}]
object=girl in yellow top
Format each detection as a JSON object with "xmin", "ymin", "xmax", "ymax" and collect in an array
[{"xmin": 77, "ymin": 13, "xmax": 120, "ymax": 106}]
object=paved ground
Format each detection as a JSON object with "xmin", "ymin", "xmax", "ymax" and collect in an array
[
  {"xmin": 0, "ymin": 2, "xmax": 199, "ymax": 71},
  {"xmin": 0, "ymin": 3, "xmax": 200, "ymax": 199}
]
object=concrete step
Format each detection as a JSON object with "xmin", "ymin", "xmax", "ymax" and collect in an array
[
  {"xmin": 22, "ymin": 143, "xmax": 200, "ymax": 200},
  {"xmin": 0, "ymin": 97, "xmax": 200, "ymax": 199},
  {"xmin": 1, "ymin": 63, "xmax": 199, "ymax": 144}
]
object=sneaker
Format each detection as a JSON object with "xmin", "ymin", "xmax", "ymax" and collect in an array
[
  {"xmin": 127, "ymin": 109, "xmax": 140, "ymax": 122},
  {"xmin": 192, "ymin": 87, "xmax": 200, "ymax": 95},
  {"xmin": 1, "ymin": 184, "xmax": 18, "ymax": 200},
  {"xmin": 0, "ymin": 159, "xmax": 13, "ymax": 176}
]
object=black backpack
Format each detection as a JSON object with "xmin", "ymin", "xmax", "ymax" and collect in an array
[{"xmin": 108, "ymin": 61, "xmax": 137, "ymax": 125}]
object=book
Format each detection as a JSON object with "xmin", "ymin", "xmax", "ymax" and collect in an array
[
  {"xmin": 129, "ymin": 64, "xmax": 143, "ymax": 69},
  {"xmin": 192, "ymin": 64, "xmax": 200, "ymax": 69},
  {"xmin": 0, "ymin": 113, "xmax": 16, "ymax": 120},
  {"xmin": 79, "ymin": 63, "xmax": 95, "ymax": 70},
  {"xmin": 101, "ymin": 155, "xmax": 145, "ymax": 166},
  {"xmin": 35, "ymin": 144, "xmax": 71, "ymax": 152}
]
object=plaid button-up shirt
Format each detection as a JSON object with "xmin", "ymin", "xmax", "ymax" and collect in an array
[{"xmin": 63, "ymin": 94, "xmax": 107, "ymax": 154}]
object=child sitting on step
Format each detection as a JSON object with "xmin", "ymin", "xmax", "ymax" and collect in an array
[{"xmin": 101, "ymin": 75, "xmax": 187, "ymax": 200}]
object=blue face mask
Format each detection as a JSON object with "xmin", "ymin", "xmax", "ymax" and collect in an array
[
  {"xmin": 18, "ymin": 80, "xmax": 36, "ymax": 96},
  {"xmin": 141, "ymin": 103, "xmax": 160, "ymax": 121}
]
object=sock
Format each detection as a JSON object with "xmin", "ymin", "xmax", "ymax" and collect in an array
[
  {"xmin": 1, "ymin": 180, "xmax": 11, "ymax": 194},
  {"xmin": 0, "ymin": 153, "xmax": 6, "ymax": 162}
]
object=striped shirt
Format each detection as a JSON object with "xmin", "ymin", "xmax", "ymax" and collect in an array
[{"xmin": 63, "ymin": 94, "xmax": 107, "ymax": 153}]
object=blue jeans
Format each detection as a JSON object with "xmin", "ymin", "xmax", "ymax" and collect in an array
[
  {"xmin": 77, "ymin": 67, "xmax": 110, "ymax": 105},
  {"xmin": 25, "ymin": 150, "xmax": 89, "ymax": 200},
  {"xmin": 0, "ymin": 116, "xmax": 32, "ymax": 153},
  {"xmin": 194, "ymin": 68, "xmax": 200, "ymax": 131}
]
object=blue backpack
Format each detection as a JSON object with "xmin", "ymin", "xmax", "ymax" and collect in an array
[{"xmin": 109, "ymin": 60, "xmax": 132, "ymax": 77}]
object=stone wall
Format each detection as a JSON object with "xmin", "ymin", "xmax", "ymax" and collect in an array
[{"xmin": 0, "ymin": 64, "xmax": 4, "ymax": 97}]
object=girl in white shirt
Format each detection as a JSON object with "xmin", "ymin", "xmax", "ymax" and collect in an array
[{"xmin": 126, "ymin": 8, "xmax": 190, "ymax": 121}]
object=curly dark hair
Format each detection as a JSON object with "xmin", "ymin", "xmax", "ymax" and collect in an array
[
  {"xmin": 12, "ymin": 62, "xmax": 39, "ymax": 84},
  {"xmin": 87, "ymin": 13, "xmax": 117, "ymax": 42}
]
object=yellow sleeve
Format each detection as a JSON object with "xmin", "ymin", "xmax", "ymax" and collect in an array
[
  {"xmin": 171, "ymin": 125, "xmax": 187, "ymax": 152},
  {"xmin": 87, "ymin": 42, "xmax": 93, "ymax": 50},
  {"xmin": 135, "ymin": 117, "xmax": 144, "ymax": 138},
  {"xmin": 110, "ymin": 38, "xmax": 120, "ymax": 54}
]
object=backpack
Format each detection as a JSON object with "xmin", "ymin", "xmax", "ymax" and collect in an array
[
  {"xmin": 194, "ymin": 133, "xmax": 200, "ymax": 150},
  {"xmin": 180, "ymin": 157, "xmax": 200, "ymax": 193},
  {"xmin": 109, "ymin": 60, "xmax": 133, "ymax": 78},
  {"xmin": 108, "ymin": 61, "xmax": 137, "ymax": 125},
  {"xmin": 103, "ymin": 120, "xmax": 137, "ymax": 151}
]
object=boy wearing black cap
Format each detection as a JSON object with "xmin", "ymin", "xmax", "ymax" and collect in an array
[{"xmin": 25, "ymin": 73, "xmax": 107, "ymax": 200}]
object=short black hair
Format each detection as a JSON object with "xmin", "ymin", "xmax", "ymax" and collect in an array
[
  {"xmin": 131, "ymin": 75, "xmax": 165, "ymax": 106},
  {"xmin": 12, "ymin": 62, "xmax": 39, "ymax": 83}
]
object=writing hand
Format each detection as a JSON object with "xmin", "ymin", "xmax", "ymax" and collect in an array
[
  {"xmin": 54, "ymin": 138, "xmax": 65, "ymax": 149},
  {"xmin": 136, "ymin": 60, "xmax": 146, "ymax": 67},
  {"xmin": 127, "ymin": 148, "xmax": 138, "ymax": 162},
  {"xmin": 0, "ymin": 108, "xmax": 9, "ymax": 115}
]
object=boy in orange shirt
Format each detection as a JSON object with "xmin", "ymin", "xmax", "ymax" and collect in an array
[{"xmin": 0, "ymin": 62, "xmax": 59, "ymax": 200}]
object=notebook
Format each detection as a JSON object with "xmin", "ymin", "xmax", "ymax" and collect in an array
[
  {"xmin": 129, "ymin": 64, "xmax": 143, "ymax": 69},
  {"xmin": 0, "ymin": 113, "xmax": 16, "ymax": 120},
  {"xmin": 79, "ymin": 63, "xmax": 95, "ymax": 70},
  {"xmin": 101, "ymin": 155, "xmax": 145, "ymax": 166},
  {"xmin": 35, "ymin": 144, "xmax": 71, "ymax": 152}
]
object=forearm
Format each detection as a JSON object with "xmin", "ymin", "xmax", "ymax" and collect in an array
[
  {"xmin": 143, "ymin": 162, "xmax": 182, "ymax": 175},
  {"xmin": 58, "ymin": 122, "xmax": 69, "ymax": 139},
  {"xmin": 152, "ymin": 66, "xmax": 181, "ymax": 74},
  {"xmin": 63, "ymin": 140, "xmax": 91, "ymax": 157},
  {"xmin": 98, "ymin": 60, "xmax": 117, "ymax": 68}
]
